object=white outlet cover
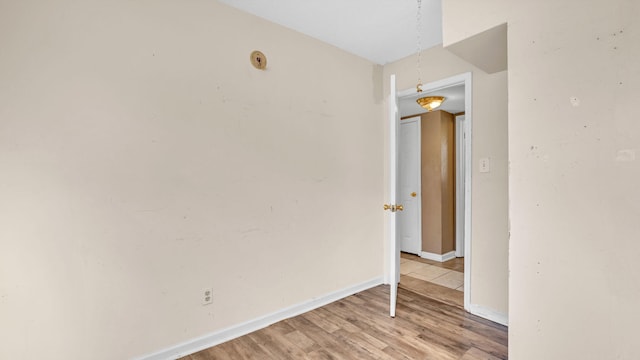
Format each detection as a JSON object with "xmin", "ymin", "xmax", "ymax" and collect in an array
[{"xmin": 479, "ymin": 158, "xmax": 491, "ymax": 173}]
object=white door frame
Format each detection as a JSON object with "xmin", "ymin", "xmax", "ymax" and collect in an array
[
  {"xmin": 455, "ymin": 114, "xmax": 466, "ymax": 258},
  {"xmin": 396, "ymin": 72, "xmax": 473, "ymax": 311}
]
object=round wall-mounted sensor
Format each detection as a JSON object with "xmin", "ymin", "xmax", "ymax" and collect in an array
[{"xmin": 250, "ymin": 50, "xmax": 267, "ymax": 70}]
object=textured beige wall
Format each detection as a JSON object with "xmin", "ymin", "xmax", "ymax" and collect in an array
[
  {"xmin": 443, "ymin": 0, "xmax": 640, "ymax": 358},
  {"xmin": 0, "ymin": 1, "xmax": 384, "ymax": 359},
  {"xmin": 383, "ymin": 46, "xmax": 509, "ymax": 317},
  {"xmin": 442, "ymin": 0, "xmax": 509, "ymax": 47}
]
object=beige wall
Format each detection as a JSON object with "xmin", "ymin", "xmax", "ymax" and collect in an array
[
  {"xmin": 0, "ymin": 1, "xmax": 384, "ymax": 359},
  {"xmin": 420, "ymin": 110, "xmax": 456, "ymax": 255},
  {"xmin": 443, "ymin": 0, "xmax": 640, "ymax": 358},
  {"xmin": 383, "ymin": 46, "xmax": 509, "ymax": 317},
  {"xmin": 420, "ymin": 111, "xmax": 443, "ymax": 254},
  {"xmin": 441, "ymin": 111, "xmax": 456, "ymax": 255}
]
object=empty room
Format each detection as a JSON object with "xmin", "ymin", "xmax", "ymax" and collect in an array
[{"xmin": 1, "ymin": 0, "xmax": 639, "ymax": 359}]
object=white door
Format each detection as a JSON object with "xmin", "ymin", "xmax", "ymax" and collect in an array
[
  {"xmin": 387, "ymin": 75, "xmax": 401, "ymax": 318},
  {"xmin": 399, "ymin": 117, "xmax": 421, "ymax": 255}
]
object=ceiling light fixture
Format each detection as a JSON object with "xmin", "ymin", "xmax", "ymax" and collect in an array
[
  {"xmin": 416, "ymin": 96, "xmax": 445, "ymax": 111},
  {"xmin": 414, "ymin": 0, "xmax": 445, "ymax": 112}
]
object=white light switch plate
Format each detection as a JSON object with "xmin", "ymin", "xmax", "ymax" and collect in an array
[{"xmin": 479, "ymin": 158, "xmax": 491, "ymax": 173}]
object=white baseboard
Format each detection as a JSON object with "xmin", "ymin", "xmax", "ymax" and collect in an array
[
  {"xmin": 134, "ymin": 277, "xmax": 384, "ymax": 360},
  {"xmin": 469, "ymin": 304, "xmax": 508, "ymax": 326},
  {"xmin": 420, "ymin": 250, "xmax": 456, "ymax": 262}
]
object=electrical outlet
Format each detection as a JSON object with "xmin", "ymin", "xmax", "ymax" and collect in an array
[
  {"xmin": 202, "ymin": 288, "xmax": 213, "ymax": 305},
  {"xmin": 479, "ymin": 157, "xmax": 491, "ymax": 173}
]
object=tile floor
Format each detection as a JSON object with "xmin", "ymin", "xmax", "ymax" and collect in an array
[{"xmin": 400, "ymin": 257, "xmax": 464, "ymax": 291}]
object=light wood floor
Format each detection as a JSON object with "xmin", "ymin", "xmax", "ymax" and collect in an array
[
  {"xmin": 399, "ymin": 275, "xmax": 463, "ymax": 308},
  {"xmin": 182, "ymin": 285, "xmax": 507, "ymax": 360}
]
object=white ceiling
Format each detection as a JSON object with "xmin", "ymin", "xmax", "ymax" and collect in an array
[{"xmin": 218, "ymin": 0, "xmax": 443, "ymax": 65}]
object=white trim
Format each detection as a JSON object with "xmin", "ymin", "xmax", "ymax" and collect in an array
[
  {"xmin": 417, "ymin": 117, "xmax": 422, "ymax": 260},
  {"xmin": 463, "ymin": 73, "xmax": 473, "ymax": 312},
  {"xmin": 454, "ymin": 114, "xmax": 466, "ymax": 258},
  {"xmin": 420, "ymin": 250, "xmax": 456, "ymax": 262},
  {"xmin": 397, "ymin": 72, "xmax": 473, "ymax": 313},
  {"xmin": 134, "ymin": 277, "xmax": 384, "ymax": 360},
  {"xmin": 388, "ymin": 74, "xmax": 399, "ymax": 317},
  {"xmin": 397, "ymin": 72, "xmax": 470, "ymax": 98},
  {"xmin": 469, "ymin": 304, "xmax": 508, "ymax": 326}
]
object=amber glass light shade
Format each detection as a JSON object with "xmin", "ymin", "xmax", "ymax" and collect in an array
[{"xmin": 416, "ymin": 96, "xmax": 445, "ymax": 111}]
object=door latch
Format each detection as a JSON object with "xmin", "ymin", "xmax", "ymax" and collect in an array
[{"xmin": 383, "ymin": 204, "xmax": 404, "ymax": 212}]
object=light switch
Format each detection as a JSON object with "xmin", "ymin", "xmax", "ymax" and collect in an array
[{"xmin": 479, "ymin": 157, "xmax": 491, "ymax": 173}]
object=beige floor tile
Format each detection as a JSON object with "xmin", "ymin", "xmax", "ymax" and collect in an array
[
  {"xmin": 430, "ymin": 271, "xmax": 464, "ymax": 289},
  {"xmin": 455, "ymin": 284, "xmax": 464, "ymax": 292},
  {"xmin": 407, "ymin": 265, "xmax": 450, "ymax": 281},
  {"xmin": 400, "ymin": 259, "xmax": 429, "ymax": 275}
]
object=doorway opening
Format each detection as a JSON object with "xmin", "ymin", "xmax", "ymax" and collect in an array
[{"xmin": 396, "ymin": 72, "xmax": 472, "ymax": 310}]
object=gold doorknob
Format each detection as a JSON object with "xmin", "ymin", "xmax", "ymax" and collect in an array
[
  {"xmin": 383, "ymin": 204, "xmax": 404, "ymax": 212},
  {"xmin": 410, "ymin": 192, "xmax": 417, "ymax": 197}
]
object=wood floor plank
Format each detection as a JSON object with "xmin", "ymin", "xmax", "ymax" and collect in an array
[
  {"xmin": 324, "ymin": 330, "xmax": 388, "ymax": 360},
  {"xmin": 353, "ymin": 330, "xmax": 390, "ymax": 350},
  {"xmin": 395, "ymin": 292, "xmax": 508, "ymax": 358},
  {"xmin": 283, "ymin": 329, "xmax": 317, "ymax": 353},
  {"xmin": 346, "ymin": 294, "xmax": 467, "ymax": 359},
  {"xmin": 460, "ymin": 347, "xmax": 503, "ymax": 360},
  {"xmin": 399, "ymin": 274, "xmax": 464, "ymax": 308},
  {"xmin": 399, "ymin": 290, "xmax": 508, "ymax": 348},
  {"xmin": 230, "ymin": 335, "xmax": 271, "ymax": 360},
  {"xmin": 343, "ymin": 289, "xmax": 488, "ymax": 359},
  {"xmin": 215, "ymin": 341, "xmax": 245, "ymax": 359},
  {"xmin": 302, "ymin": 310, "xmax": 341, "ymax": 333},
  {"xmin": 314, "ymin": 306, "xmax": 362, "ymax": 333},
  {"xmin": 381, "ymin": 346, "xmax": 414, "ymax": 360},
  {"xmin": 340, "ymin": 287, "xmax": 503, "ymax": 359},
  {"xmin": 181, "ymin": 284, "xmax": 508, "ymax": 360},
  {"xmin": 247, "ymin": 326, "xmax": 308, "ymax": 359},
  {"xmin": 286, "ymin": 314, "xmax": 376, "ymax": 359},
  {"xmin": 268, "ymin": 318, "xmax": 297, "ymax": 335},
  {"xmin": 324, "ymin": 299, "xmax": 455, "ymax": 360},
  {"xmin": 306, "ymin": 349, "xmax": 338, "ymax": 360}
]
